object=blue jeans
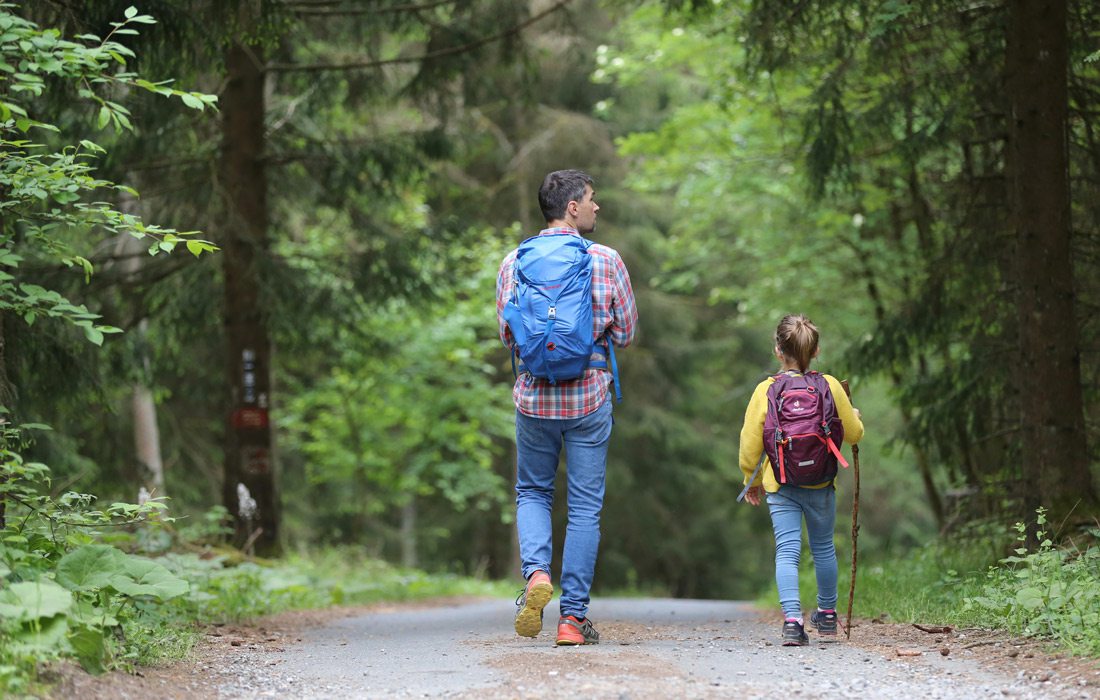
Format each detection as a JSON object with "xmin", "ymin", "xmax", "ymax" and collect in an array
[
  {"xmin": 514, "ymin": 399, "xmax": 612, "ymax": 620},
  {"xmin": 766, "ymin": 485, "xmax": 838, "ymax": 619}
]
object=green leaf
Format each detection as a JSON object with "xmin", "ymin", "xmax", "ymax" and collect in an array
[
  {"xmin": 180, "ymin": 92, "xmax": 204, "ymax": 110},
  {"xmin": 124, "ymin": 6, "xmax": 139, "ymax": 19},
  {"xmin": 185, "ymin": 240, "xmax": 218, "ymax": 256},
  {"xmin": 0, "ymin": 580, "xmax": 74, "ymax": 621},
  {"xmin": 96, "ymin": 105, "xmax": 110, "ymax": 129},
  {"xmin": 1015, "ymin": 586, "xmax": 1045, "ymax": 611},
  {"xmin": 56, "ymin": 545, "xmax": 130, "ymax": 592},
  {"xmin": 83, "ymin": 326, "xmax": 104, "ymax": 346},
  {"xmin": 69, "ymin": 626, "xmax": 108, "ymax": 675},
  {"xmin": 11, "ymin": 615, "xmax": 69, "ymax": 653},
  {"xmin": 70, "ymin": 600, "xmax": 119, "ymax": 628},
  {"xmin": 109, "ymin": 557, "xmax": 189, "ymax": 600}
]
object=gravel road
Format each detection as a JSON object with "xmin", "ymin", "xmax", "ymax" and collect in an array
[{"xmin": 202, "ymin": 597, "xmax": 1098, "ymax": 699}]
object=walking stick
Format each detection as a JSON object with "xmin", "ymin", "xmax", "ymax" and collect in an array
[{"xmin": 841, "ymin": 380, "xmax": 860, "ymax": 640}]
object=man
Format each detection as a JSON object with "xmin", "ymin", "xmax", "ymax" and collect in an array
[{"xmin": 495, "ymin": 169, "xmax": 638, "ymax": 645}]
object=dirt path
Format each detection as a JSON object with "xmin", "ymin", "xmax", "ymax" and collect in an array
[{"xmin": 53, "ymin": 597, "xmax": 1100, "ymax": 699}]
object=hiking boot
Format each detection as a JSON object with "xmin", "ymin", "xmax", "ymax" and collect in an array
[
  {"xmin": 556, "ymin": 615, "xmax": 599, "ymax": 646},
  {"xmin": 782, "ymin": 619, "xmax": 809, "ymax": 646},
  {"xmin": 514, "ymin": 570, "xmax": 553, "ymax": 638},
  {"xmin": 810, "ymin": 609, "xmax": 838, "ymax": 636}
]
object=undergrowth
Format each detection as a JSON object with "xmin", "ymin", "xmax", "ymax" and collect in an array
[
  {"xmin": 756, "ymin": 509, "xmax": 1100, "ymax": 657},
  {"xmin": 0, "ymin": 421, "xmax": 508, "ymax": 697}
]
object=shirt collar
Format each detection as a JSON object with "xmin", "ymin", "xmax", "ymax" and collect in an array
[{"xmin": 538, "ymin": 226, "xmax": 580, "ymax": 237}]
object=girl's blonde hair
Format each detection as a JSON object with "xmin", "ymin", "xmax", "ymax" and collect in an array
[{"xmin": 775, "ymin": 314, "xmax": 819, "ymax": 372}]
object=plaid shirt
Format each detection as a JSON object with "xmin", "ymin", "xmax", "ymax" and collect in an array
[{"xmin": 496, "ymin": 226, "xmax": 638, "ymax": 419}]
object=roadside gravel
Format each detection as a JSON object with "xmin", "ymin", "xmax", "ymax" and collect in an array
[{"xmin": 51, "ymin": 597, "xmax": 1100, "ymax": 699}]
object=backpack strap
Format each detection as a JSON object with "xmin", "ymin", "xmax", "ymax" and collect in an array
[
  {"xmin": 736, "ymin": 451, "xmax": 767, "ymax": 503},
  {"xmin": 588, "ymin": 338, "xmax": 622, "ymax": 402},
  {"xmin": 809, "ymin": 372, "xmax": 849, "ymax": 469},
  {"xmin": 826, "ymin": 436, "xmax": 850, "ymax": 468}
]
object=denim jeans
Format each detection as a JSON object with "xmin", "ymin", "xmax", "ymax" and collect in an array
[
  {"xmin": 514, "ymin": 399, "xmax": 613, "ymax": 620},
  {"xmin": 766, "ymin": 484, "xmax": 838, "ymax": 619}
]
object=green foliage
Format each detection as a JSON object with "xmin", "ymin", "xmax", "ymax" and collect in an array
[
  {"xmin": 278, "ymin": 225, "xmax": 514, "ymax": 545},
  {"xmin": 0, "ymin": 5, "xmax": 216, "ymax": 344},
  {"xmin": 0, "ymin": 423, "xmax": 189, "ymax": 687},
  {"xmin": 964, "ymin": 510, "xmax": 1100, "ymax": 655},
  {"xmin": 781, "ymin": 512, "xmax": 1100, "ymax": 657},
  {"xmin": 1, "ymin": 421, "xmax": 508, "ymax": 693}
]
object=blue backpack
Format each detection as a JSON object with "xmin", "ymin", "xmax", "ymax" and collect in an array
[{"xmin": 501, "ymin": 233, "xmax": 622, "ymax": 401}]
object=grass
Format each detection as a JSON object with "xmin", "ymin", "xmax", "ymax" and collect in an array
[{"xmin": 754, "ymin": 516, "xmax": 1100, "ymax": 658}]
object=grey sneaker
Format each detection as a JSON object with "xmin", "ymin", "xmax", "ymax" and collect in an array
[
  {"xmin": 810, "ymin": 609, "xmax": 838, "ymax": 635},
  {"xmin": 782, "ymin": 619, "xmax": 809, "ymax": 646},
  {"xmin": 513, "ymin": 571, "xmax": 553, "ymax": 637}
]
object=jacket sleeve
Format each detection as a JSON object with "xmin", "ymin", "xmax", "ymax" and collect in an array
[
  {"xmin": 739, "ymin": 379, "xmax": 771, "ymax": 486},
  {"xmin": 825, "ymin": 375, "xmax": 865, "ymax": 445}
]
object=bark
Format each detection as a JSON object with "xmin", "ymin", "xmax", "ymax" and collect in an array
[
  {"xmin": 0, "ymin": 313, "xmax": 11, "ymax": 529},
  {"xmin": 1007, "ymin": 0, "xmax": 1098, "ymax": 524},
  {"xmin": 400, "ymin": 498, "xmax": 417, "ymax": 569},
  {"xmin": 115, "ymin": 191, "xmax": 167, "ymax": 498},
  {"xmin": 132, "ymin": 380, "xmax": 165, "ymax": 495},
  {"xmin": 221, "ymin": 38, "xmax": 280, "ymax": 555}
]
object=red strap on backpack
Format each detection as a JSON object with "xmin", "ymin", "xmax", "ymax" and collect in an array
[{"xmin": 826, "ymin": 437, "xmax": 850, "ymax": 469}]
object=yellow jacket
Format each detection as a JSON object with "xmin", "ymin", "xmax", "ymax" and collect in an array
[{"xmin": 739, "ymin": 372, "xmax": 864, "ymax": 492}]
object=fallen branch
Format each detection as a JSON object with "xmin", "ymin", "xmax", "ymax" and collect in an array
[
  {"xmin": 964, "ymin": 640, "xmax": 1000, "ymax": 650},
  {"xmin": 913, "ymin": 624, "xmax": 954, "ymax": 634}
]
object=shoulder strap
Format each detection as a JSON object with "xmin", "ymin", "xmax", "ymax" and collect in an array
[{"xmin": 736, "ymin": 451, "xmax": 767, "ymax": 503}]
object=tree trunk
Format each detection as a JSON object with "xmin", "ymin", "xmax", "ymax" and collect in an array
[
  {"xmin": 0, "ymin": 312, "xmax": 12, "ymax": 529},
  {"xmin": 400, "ymin": 498, "xmax": 417, "ymax": 569},
  {"xmin": 1006, "ymin": 0, "xmax": 1098, "ymax": 525},
  {"xmin": 132, "ymin": 351, "xmax": 166, "ymax": 497},
  {"xmin": 221, "ymin": 38, "xmax": 280, "ymax": 555},
  {"xmin": 115, "ymin": 190, "xmax": 167, "ymax": 500}
]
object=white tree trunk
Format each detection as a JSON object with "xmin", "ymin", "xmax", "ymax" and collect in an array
[{"xmin": 400, "ymin": 498, "xmax": 417, "ymax": 569}]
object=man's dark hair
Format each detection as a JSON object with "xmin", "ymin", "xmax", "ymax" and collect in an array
[{"xmin": 538, "ymin": 170, "xmax": 594, "ymax": 222}]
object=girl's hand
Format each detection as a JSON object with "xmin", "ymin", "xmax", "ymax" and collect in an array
[
  {"xmin": 853, "ymin": 407, "xmax": 862, "ymax": 420},
  {"xmin": 744, "ymin": 485, "xmax": 763, "ymax": 506}
]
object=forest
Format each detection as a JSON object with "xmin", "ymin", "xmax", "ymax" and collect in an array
[{"xmin": 2, "ymin": 0, "xmax": 1099, "ymax": 690}]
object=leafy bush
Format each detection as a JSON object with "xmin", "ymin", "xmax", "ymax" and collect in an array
[
  {"xmin": 768, "ymin": 510, "xmax": 1100, "ymax": 658},
  {"xmin": 963, "ymin": 509, "xmax": 1100, "ymax": 655},
  {"xmin": 0, "ymin": 424, "xmax": 191, "ymax": 693},
  {"xmin": 1, "ymin": 425, "xmax": 509, "ymax": 695}
]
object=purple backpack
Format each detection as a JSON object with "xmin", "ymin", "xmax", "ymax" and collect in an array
[{"xmin": 762, "ymin": 371, "xmax": 848, "ymax": 486}]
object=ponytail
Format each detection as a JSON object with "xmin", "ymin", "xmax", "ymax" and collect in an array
[{"xmin": 775, "ymin": 314, "xmax": 819, "ymax": 372}]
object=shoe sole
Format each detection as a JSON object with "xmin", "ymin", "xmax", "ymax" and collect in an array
[
  {"xmin": 514, "ymin": 581, "xmax": 553, "ymax": 637},
  {"xmin": 782, "ymin": 638, "xmax": 809, "ymax": 647}
]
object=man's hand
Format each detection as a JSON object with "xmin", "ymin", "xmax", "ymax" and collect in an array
[{"xmin": 743, "ymin": 485, "xmax": 763, "ymax": 506}]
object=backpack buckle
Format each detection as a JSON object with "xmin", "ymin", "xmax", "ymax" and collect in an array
[{"xmin": 547, "ymin": 306, "xmax": 556, "ymax": 319}]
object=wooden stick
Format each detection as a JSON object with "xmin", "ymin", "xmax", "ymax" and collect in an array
[{"xmin": 841, "ymin": 380, "xmax": 860, "ymax": 640}]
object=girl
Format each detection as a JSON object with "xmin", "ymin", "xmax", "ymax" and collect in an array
[{"xmin": 739, "ymin": 314, "xmax": 864, "ymax": 645}]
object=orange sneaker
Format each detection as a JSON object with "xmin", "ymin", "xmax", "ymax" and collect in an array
[
  {"xmin": 513, "ymin": 570, "xmax": 553, "ymax": 637},
  {"xmin": 555, "ymin": 615, "xmax": 599, "ymax": 645}
]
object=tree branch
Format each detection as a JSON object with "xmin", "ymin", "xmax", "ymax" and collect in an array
[
  {"xmin": 267, "ymin": 0, "xmax": 573, "ymax": 73},
  {"xmin": 285, "ymin": 0, "xmax": 457, "ymax": 16}
]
